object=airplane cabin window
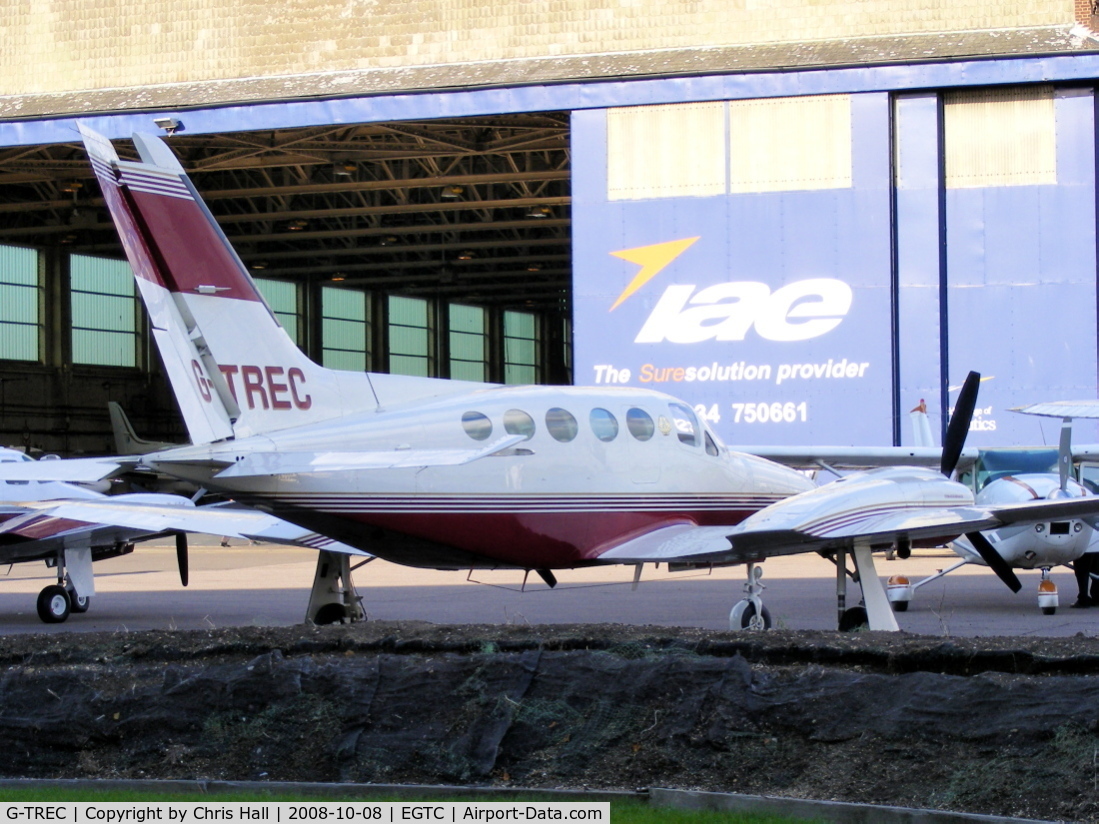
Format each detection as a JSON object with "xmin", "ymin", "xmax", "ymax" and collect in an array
[
  {"xmin": 590, "ymin": 408, "xmax": 619, "ymax": 442},
  {"xmin": 705, "ymin": 431, "xmax": 720, "ymax": 457},
  {"xmin": 461, "ymin": 411, "xmax": 493, "ymax": 441},
  {"xmin": 626, "ymin": 408, "xmax": 655, "ymax": 441},
  {"xmin": 1081, "ymin": 464, "xmax": 1099, "ymax": 494},
  {"xmin": 669, "ymin": 403, "xmax": 700, "ymax": 447},
  {"xmin": 546, "ymin": 407, "xmax": 579, "ymax": 442},
  {"xmin": 504, "ymin": 409, "xmax": 536, "ymax": 440}
]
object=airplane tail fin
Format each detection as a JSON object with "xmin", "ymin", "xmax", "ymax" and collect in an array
[
  {"xmin": 909, "ymin": 399, "xmax": 935, "ymax": 448},
  {"xmin": 81, "ymin": 125, "xmax": 480, "ymax": 440},
  {"xmin": 82, "ymin": 126, "xmax": 239, "ymax": 444},
  {"xmin": 108, "ymin": 402, "xmax": 180, "ymax": 455}
]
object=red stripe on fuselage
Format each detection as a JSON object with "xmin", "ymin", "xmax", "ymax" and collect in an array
[{"xmin": 322, "ymin": 508, "xmax": 756, "ymax": 568}]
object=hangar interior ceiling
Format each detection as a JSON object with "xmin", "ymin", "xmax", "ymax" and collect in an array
[{"xmin": 0, "ymin": 113, "xmax": 571, "ymax": 313}]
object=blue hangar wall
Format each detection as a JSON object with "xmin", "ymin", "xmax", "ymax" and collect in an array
[
  {"xmin": 571, "ymin": 80, "xmax": 1099, "ymax": 449},
  {"xmin": 7, "ymin": 53, "xmax": 1099, "ymax": 448}
]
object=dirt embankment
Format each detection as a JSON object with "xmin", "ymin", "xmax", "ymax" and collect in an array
[{"xmin": 3, "ymin": 622, "xmax": 1099, "ymax": 821}]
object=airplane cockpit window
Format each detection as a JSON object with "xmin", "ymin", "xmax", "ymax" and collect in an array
[
  {"xmin": 545, "ymin": 407, "xmax": 579, "ymax": 442},
  {"xmin": 626, "ymin": 408, "xmax": 655, "ymax": 441},
  {"xmin": 1081, "ymin": 464, "xmax": 1099, "ymax": 494},
  {"xmin": 973, "ymin": 448, "xmax": 1058, "ymax": 492},
  {"xmin": 704, "ymin": 431, "xmax": 720, "ymax": 457},
  {"xmin": 504, "ymin": 409, "xmax": 536, "ymax": 440},
  {"xmin": 668, "ymin": 402, "xmax": 700, "ymax": 447},
  {"xmin": 590, "ymin": 408, "xmax": 619, "ymax": 442},
  {"xmin": 461, "ymin": 411, "xmax": 493, "ymax": 441}
]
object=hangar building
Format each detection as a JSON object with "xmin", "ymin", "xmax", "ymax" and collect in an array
[{"xmin": 3, "ymin": 1, "xmax": 1099, "ymax": 453}]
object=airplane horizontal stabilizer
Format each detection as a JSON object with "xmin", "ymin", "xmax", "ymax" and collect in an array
[{"xmin": 213, "ymin": 434, "xmax": 529, "ymax": 478}]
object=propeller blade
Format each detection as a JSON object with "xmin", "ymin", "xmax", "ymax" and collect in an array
[
  {"xmin": 175, "ymin": 533, "xmax": 189, "ymax": 587},
  {"xmin": 941, "ymin": 371, "xmax": 980, "ymax": 477},
  {"xmin": 1058, "ymin": 416, "xmax": 1073, "ymax": 494},
  {"xmin": 966, "ymin": 531, "xmax": 1022, "ymax": 592}
]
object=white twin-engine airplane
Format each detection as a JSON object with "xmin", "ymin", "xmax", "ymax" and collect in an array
[{"xmin": 9, "ymin": 123, "xmax": 1099, "ymax": 633}]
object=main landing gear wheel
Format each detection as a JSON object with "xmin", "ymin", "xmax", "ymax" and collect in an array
[
  {"xmin": 36, "ymin": 585, "xmax": 71, "ymax": 624},
  {"xmin": 838, "ymin": 606, "xmax": 869, "ymax": 632},
  {"xmin": 68, "ymin": 589, "xmax": 90, "ymax": 614},
  {"xmin": 730, "ymin": 601, "xmax": 772, "ymax": 630},
  {"xmin": 312, "ymin": 603, "xmax": 350, "ymax": 625}
]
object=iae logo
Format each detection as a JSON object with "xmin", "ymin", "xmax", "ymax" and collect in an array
[
  {"xmin": 635, "ymin": 279, "xmax": 853, "ymax": 344},
  {"xmin": 609, "ymin": 237, "xmax": 854, "ymax": 344}
]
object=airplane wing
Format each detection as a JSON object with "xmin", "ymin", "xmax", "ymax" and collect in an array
[
  {"xmin": 212, "ymin": 434, "xmax": 529, "ymax": 478},
  {"xmin": 597, "ymin": 495, "xmax": 1099, "ymax": 565},
  {"xmin": 0, "ymin": 457, "xmax": 126, "ymax": 483},
  {"xmin": 741, "ymin": 445, "xmax": 963, "ymax": 471},
  {"xmin": 0, "ymin": 498, "xmax": 367, "ymax": 556},
  {"xmin": 1013, "ymin": 400, "xmax": 1099, "ymax": 419}
]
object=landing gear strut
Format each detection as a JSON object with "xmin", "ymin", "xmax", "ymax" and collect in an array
[
  {"xmin": 1038, "ymin": 568, "xmax": 1058, "ymax": 615},
  {"xmin": 307, "ymin": 550, "xmax": 367, "ymax": 624},
  {"xmin": 729, "ymin": 563, "xmax": 771, "ymax": 630},
  {"xmin": 829, "ymin": 544, "xmax": 899, "ymax": 632}
]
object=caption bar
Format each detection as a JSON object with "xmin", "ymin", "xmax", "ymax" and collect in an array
[{"xmin": 1, "ymin": 804, "xmax": 609, "ymax": 824}]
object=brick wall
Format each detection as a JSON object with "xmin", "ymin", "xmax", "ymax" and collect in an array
[
  {"xmin": 1, "ymin": 1, "xmax": 1078, "ymax": 98},
  {"xmin": 1076, "ymin": 0, "xmax": 1099, "ymax": 27}
]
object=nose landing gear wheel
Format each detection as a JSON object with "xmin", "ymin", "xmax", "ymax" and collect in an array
[{"xmin": 37, "ymin": 585, "xmax": 71, "ymax": 624}]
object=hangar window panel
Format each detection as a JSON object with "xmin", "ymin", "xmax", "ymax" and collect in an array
[
  {"xmin": 504, "ymin": 310, "xmax": 539, "ymax": 385},
  {"xmin": 607, "ymin": 103, "xmax": 726, "ymax": 200},
  {"xmin": 70, "ymin": 254, "xmax": 137, "ymax": 368},
  {"xmin": 254, "ymin": 278, "xmax": 300, "ymax": 345},
  {"xmin": 449, "ymin": 303, "xmax": 486, "ymax": 382},
  {"xmin": 0, "ymin": 244, "xmax": 41, "ymax": 362},
  {"xmin": 389, "ymin": 295, "xmax": 433, "ymax": 377},
  {"xmin": 728, "ymin": 95, "xmax": 853, "ymax": 193},
  {"xmin": 321, "ymin": 285, "xmax": 370, "ymax": 372},
  {"xmin": 944, "ymin": 86, "xmax": 1056, "ymax": 188}
]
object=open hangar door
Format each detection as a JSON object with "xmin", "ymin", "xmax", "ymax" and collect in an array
[{"xmin": 0, "ymin": 114, "xmax": 572, "ymax": 451}]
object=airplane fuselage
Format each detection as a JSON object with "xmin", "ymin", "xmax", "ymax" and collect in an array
[
  {"xmin": 952, "ymin": 473, "xmax": 1093, "ymax": 569},
  {"xmin": 145, "ymin": 385, "xmax": 815, "ymax": 569}
]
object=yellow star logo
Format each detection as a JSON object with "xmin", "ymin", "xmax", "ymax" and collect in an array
[{"xmin": 608, "ymin": 237, "xmax": 700, "ymax": 311}]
